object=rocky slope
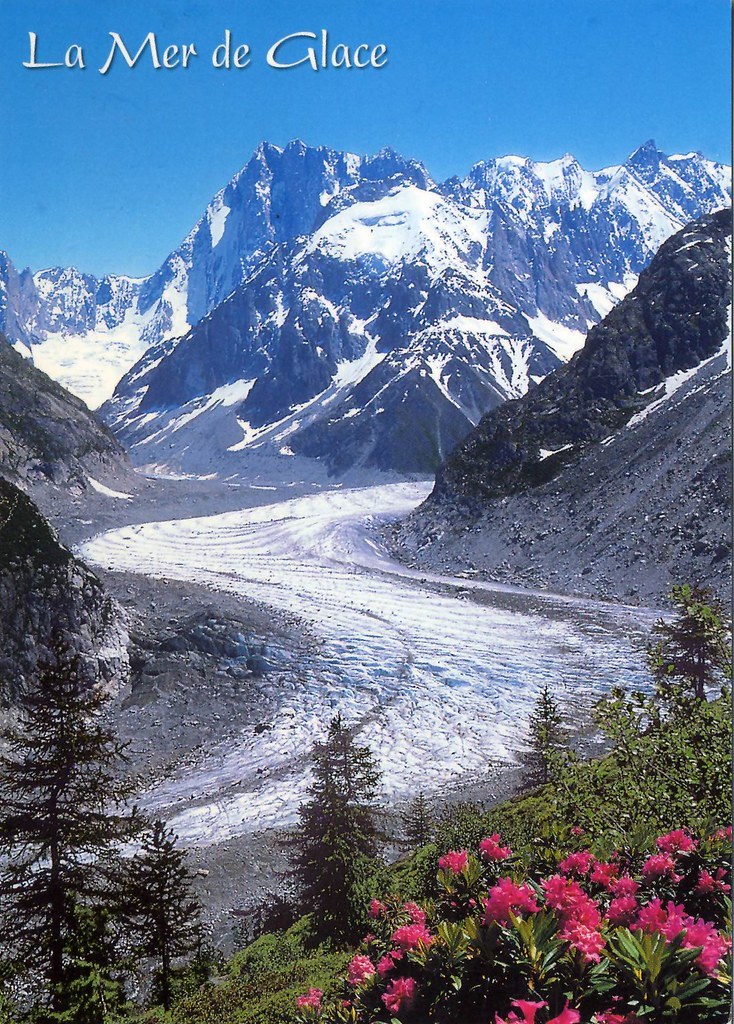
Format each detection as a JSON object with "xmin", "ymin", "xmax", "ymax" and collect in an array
[
  {"xmin": 0, "ymin": 332, "xmax": 130, "ymax": 490},
  {"xmin": 391, "ymin": 209, "xmax": 732, "ymax": 603},
  {"xmin": 0, "ymin": 478, "xmax": 129, "ymax": 702}
]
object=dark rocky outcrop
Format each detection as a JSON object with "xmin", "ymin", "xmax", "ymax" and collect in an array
[
  {"xmin": 0, "ymin": 478, "xmax": 128, "ymax": 702},
  {"xmin": 0, "ymin": 332, "xmax": 130, "ymax": 487}
]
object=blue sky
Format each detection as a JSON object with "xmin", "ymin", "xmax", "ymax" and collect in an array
[{"xmin": 0, "ymin": 0, "xmax": 730, "ymax": 277}]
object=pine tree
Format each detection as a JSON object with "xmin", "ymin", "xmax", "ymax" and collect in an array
[
  {"xmin": 0, "ymin": 636, "xmax": 138, "ymax": 1018},
  {"xmin": 403, "ymin": 792, "xmax": 433, "ymax": 849},
  {"xmin": 292, "ymin": 715, "xmax": 381, "ymax": 943},
  {"xmin": 128, "ymin": 820, "xmax": 203, "ymax": 1011},
  {"xmin": 647, "ymin": 584, "xmax": 732, "ymax": 702},
  {"xmin": 51, "ymin": 904, "xmax": 128, "ymax": 1024},
  {"xmin": 524, "ymin": 684, "xmax": 566, "ymax": 788}
]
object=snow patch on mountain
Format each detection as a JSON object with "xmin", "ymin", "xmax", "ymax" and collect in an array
[
  {"xmin": 307, "ymin": 185, "xmax": 488, "ymax": 273},
  {"xmin": 525, "ymin": 313, "xmax": 587, "ymax": 361}
]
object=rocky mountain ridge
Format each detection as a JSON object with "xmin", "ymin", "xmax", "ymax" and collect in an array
[
  {"xmin": 99, "ymin": 142, "xmax": 730, "ymax": 477},
  {"xmin": 1, "ymin": 140, "xmax": 730, "ymax": 476},
  {"xmin": 391, "ymin": 208, "xmax": 732, "ymax": 602}
]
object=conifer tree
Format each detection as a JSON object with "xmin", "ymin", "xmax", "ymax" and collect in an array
[
  {"xmin": 647, "ymin": 583, "xmax": 732, "ymax": 702},
  {"xmin": 524, "ymin": 684, "xmax": 567, "ymax": 788},
  {"xmin": 403, "ymin": 791, "xmax": 433, "ymax": 848},
  {"xmin": 292, "ymin": 715, "xmax": 380, "ymax": 943},
  {"xmin": 51, "ymin": 904, "xmax": 128, "ymax": 1024},
  {"xmin": 0, "ymin": 636, "xmax": 137, "ymax": 1018},
  {"xmin": 128, "ymin": 820, "xmax": 203, "ymax": 1011}
]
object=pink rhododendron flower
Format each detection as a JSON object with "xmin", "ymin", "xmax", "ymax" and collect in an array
[
  {"xmin": 543, "ymin": 874, "xmax": 586, "ymax": 912},
  {"xmin": 633, "ymin": 898, "xmax": 668, "ymax": 933},
  {"xmin": 641, "ymin": 853, "xmax": 680, "ymax": 882},
  {"xmin": 382, "ymin": 976, "xmax": 417, "ymax": 1014},
  {"xmin": 683, "ymin": 919, "xmax": 731, "ymax": 975},
  {"xmin": 559, "ymin": 920, "xmax": 605, "ymax": 962},
  {"xmin": 391, "ymin": 923, "xmax": 433, "ymax": 951},
  {"xmin": 438, "ymin": 849, "xmax": 469, "ymax": 874},
  {"xmin": 712, "ymin": 825, "xmax": 732, "ymax": 842},
  {"xmin": 511, "ymin": 998, "xmax": 548, "ymax": 1024},
  {"xmin": 696, "ymin": 868, "xmax": 731, "ymax": 895},
  {"xmin": 368, "ymin": 899, "xmax": 386, "ymax": 919},
  {"xmin": 547, "ymin": 1002, "xmax": 581, "ymax": 1024},
  {"xmin": 656, "ymin": 829, "xmax": 697, "ymax": 855},
  {"xmin": 634, "ymin": 899, "xmax": 730, "ymax": 975},
  {"xmin": 347, "ymin": 954, "xmax": 375, "ymax": 986},
  {"xmin": 659, "ymin": 902, "xmax": 691, "ymax": 941},
  {"xmin": 296, "ymin": 988, "xmax": 323, "ymax": 1009},
  {"xmin": 558, "ymin": 851, "xmax": 595, "ymax": 876},
  {"xmin": 542, "ymin": 875, "xmax": 600, "ymax": 928},
  {"xmin": 480, "ymin": 833, "xmax": 512, "ymax": 861},
  {"xmin": 571, "ymin": 826, "xmax": 585, "ymax": 837},
  {"xmin": 495, "ymin": 998, "xmax": 547, "ymax": 1024},
  {"xmin": 611, "ymin": 875, "xmax": 640, "ymax": 899},
  {"xmin": 595, "ymin": 1014, "xmax": 626, "ymax": 1023},
  {"xmin": 483, "ymin": 877, "xmax": 540, "ymax": 924},
  {"xmin": 590, "ymin": 861, "xmax": 619, "ymax": 889},
  {"xmin": 376, "ymin": 948, "xmax": 404, "ymax": 978},
  {"xmin": 403, "ymin": 901, "xmax": 427, "ymax": 925},
  {"xmin": 376, "ymin": 954, "xmax": 396, "ymax": 978},
  {"xmin": 606, "ymin": 895, "xmax": 639, "ymax": 926}
]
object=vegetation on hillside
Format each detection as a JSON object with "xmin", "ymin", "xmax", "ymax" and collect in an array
[{"xmin": 0, "ymin": 585, "xmax": 729, "ymax": 1023}]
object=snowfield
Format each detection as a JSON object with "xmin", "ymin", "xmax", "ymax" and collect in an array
[{"xmin": 79, "ymin": 483, "xmax": 653, "ymax": 847}]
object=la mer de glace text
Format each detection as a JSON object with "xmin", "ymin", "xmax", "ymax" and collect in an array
[{"xmin": 22, "ymin": 30, "xmax": 390, "ymax": 73}]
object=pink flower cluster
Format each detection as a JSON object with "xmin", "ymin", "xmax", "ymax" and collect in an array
[
  {"xmin": 480, "ymin": 833, "xmax": 513, "ymax": 861},
  {"xmin": 656, "ymin": 828, "xmax": 697, "ymax": 855},
  {"xmin": 543, "ymin": 874, "xmax": 605, "ymax": 962},
  {"xmin": 438, "ymin": 849, "xmax": 469, "ymax": 874},
  {"xmin": 295, "ymin": 988, "xmax": 323, "ymax": 1010},
  {"xmin": 483, "ymin": 877, "xmax": 540, "ymax": 925},
  {"xmin": 696, "ymin": 868, "xmax": 731, "ymax": 894},
  {"xmin": 347, "ymin": 954, "xmax": 375, "ymax": 987},
  {"xmin": 403, "ymin": 900, "xmax": 427, "ymax": 925},
  {"xmin": 634, "ymin": 899, "xmax": 731, "ymax": 974},
  {"xmin": 495, "ymin": 998, "xmax": 580, "ymax": 1024},
  {"xmin": 391, "ymin": 922, "xmax": 434, "ymax": 951},
  {"xmin": 381, "ymin": 976, "xmax": 417, "ymax": 1014},
  {"xmin": 590, "ymin": 860, "xmax": 618, "ymax": 889},
  {"xmin": 557, "ymin": 850, "xmax": 594, "ymax": 877},
  {"xmin": 376, "ymin": 947, "xmax": 403, "ymax": 978},
  {"xmin": 640, "ymin": 852, "xmax": 681, "ymax": 883},
  {"xmin": 368, "ymin": 898, "xmax": 386, "ymax": 919}
]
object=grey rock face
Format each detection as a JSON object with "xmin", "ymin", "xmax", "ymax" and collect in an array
[
  {"xmin": 0, "ymin": 478, "xmax": 129, "ymax": 702},
  {"xmin": 0, "ymin": 332, "xmax": 129, "ymax": 487}
]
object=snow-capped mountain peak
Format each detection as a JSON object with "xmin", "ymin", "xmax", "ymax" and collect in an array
[
  {"xmin": 0, "ymin": 140, "xmax": 730, "ymax": 478},
  {"xmin": 306, "ymin": 184, "xmax": 488, "ymax": 274}
]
